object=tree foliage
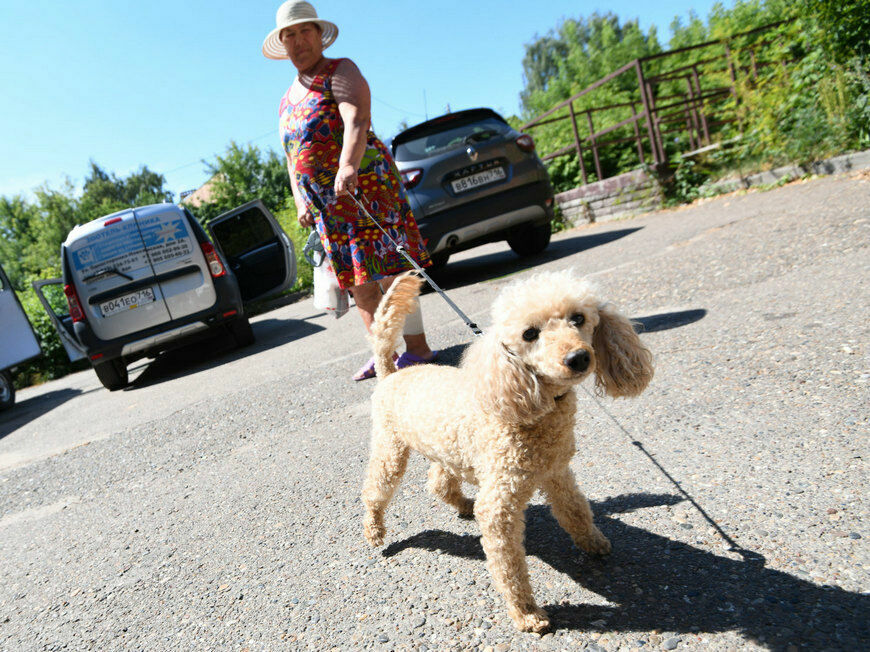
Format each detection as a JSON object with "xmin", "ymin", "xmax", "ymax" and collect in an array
[
  {"xmin": 519, "ymin": 0, "xmax": 869, "ymax": 193},
  {"xmin": 192, "ymin": 141, "xmax": 292, "ymax": 225}
]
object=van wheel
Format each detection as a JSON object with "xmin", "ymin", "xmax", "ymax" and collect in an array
[
  {"xmin": 507, "ymin": 222, "xmax": 551, "ymax": 257},
  {"xmin": 227, "ymin": 317, "xmax": 255, "ymax": 347},
  {"xmin": 94, "ymin": 359, "xmax": 128, "ymax": 391},
  {"xmin": 0, "ymin": 371, "xmax": 14, "ymax": 411}
]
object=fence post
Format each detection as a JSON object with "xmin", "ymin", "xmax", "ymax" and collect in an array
[
  {"xmin": 567, "ymin": 101, "xmax": 589, "ymax": 185},
  {"xmin": 691, "ymin": 65, "xmax": 711, "ymax": 145},
  {"xmin": 635, "ymin": 59, "xmax": 661, "ymax": 166},
  {"xmin": 685, "ymin": 75, "xmax": 701, "ymax": 149},
  {"xmin": 646, "ymin": 80, "xmax": 667, "ymax": 164},
  {"xmin": 586, "ymin": 110, "xmax": 603, "ymax": 181},
  {"xmin": 631, "ymin": 102, "xmax": 644, "ymax": 163}
]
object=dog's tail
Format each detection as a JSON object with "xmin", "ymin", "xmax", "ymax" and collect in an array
[{"xmin": 370, "ymin": 272, "xmax": 425, "ymax": 380}]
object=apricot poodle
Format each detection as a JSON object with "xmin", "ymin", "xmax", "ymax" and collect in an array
[{"xmin": 361, "ymin": 270, "xmax": 654, "ymax": 633}]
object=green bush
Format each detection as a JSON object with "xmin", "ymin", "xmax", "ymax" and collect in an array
[
  {"xmin": 273, "ymin": 204, "xmax": 313, "ymax": 294},
  {"xmin": 665, "ymin": 157, "xmax": 711, "ymax": 205}
]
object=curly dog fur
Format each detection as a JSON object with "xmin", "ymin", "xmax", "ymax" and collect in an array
[{"xmin": 362, "ymin": 270, "xmax": 654, "ymax": 632}]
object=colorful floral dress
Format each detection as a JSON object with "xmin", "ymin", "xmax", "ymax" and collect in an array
[{"xmin": 280, "ymin": 58, "xmax": 430, "ymax": 289}]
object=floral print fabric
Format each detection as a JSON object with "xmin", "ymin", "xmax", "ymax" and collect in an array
[{"xmin": 280, "ymin": 58, "xmax": 430, "ymax": 289}]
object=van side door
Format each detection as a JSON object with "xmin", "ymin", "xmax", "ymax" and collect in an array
[
  {"xmin": 206, "ymin": 199, "xmax": 296, "ymax": 304},
  {"xmin": 0, "ymin": 263, "xmax": 42, "ymax": 370},
  {"xmin": 31, "ymin": 279, "xmax": 87, "ymax": 363}
]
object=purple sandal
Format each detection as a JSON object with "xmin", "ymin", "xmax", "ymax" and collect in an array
[
  {"xmin": 396, "ymin": 350, "xmax": 439, "ymax": 369},
  {"xmin": 353, "ymin": 353, "xmax": 399, "ymax": 381}
]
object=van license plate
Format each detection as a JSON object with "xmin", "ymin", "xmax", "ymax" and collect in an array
[
  {"xmin": 99, "ymin": 288, "xmax": 156, "ymax": 317},
  {"xmin": 450, "ymin": 167, "xmax": 506, "ymax": 194}
]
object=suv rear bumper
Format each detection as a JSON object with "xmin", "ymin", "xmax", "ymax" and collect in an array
[
  {"xmin": 73, "ymin": 275, "xmax": 244, "ymax": 363},
  {"xmin": 418, "ymin": 180, "xmax": 554, "ymax": 255}
]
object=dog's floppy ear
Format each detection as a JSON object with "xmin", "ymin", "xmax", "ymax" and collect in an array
[
  {"xmin": 463, "ymin": 333, "xmax": 543, "ymax": 424},
  {"xmin": 593, "ymin": 303, "xmax": 654, "ymax": 398}
]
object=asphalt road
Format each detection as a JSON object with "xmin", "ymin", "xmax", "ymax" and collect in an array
[{"xmin": 1, "ymin": 173, "xmax": 868, "ymax": 651}]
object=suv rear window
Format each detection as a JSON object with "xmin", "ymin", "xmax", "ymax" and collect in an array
[{"xmin": 393, "ymin": 115, "xmax": 511, "ymax": 162}]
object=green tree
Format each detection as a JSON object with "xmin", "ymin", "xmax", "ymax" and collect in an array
[
  {"xmin": 806, "ymin": 0, "xmax": 870, "ymax": 63},
  {"xmin": 78, "ymin": 161, "xmax": 173, "ymax": 224},
  {"xmin": 193, "ymin": 141, "xmax": 292, "ymax": 224},
  {"xmin": 520, "ymin": 13, "xmax": 662, "ymax": 190}
]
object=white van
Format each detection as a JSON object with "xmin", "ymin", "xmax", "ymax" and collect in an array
[
  {"xmin": 0, "ymin": 262, "xmax": 42, "ymax": 410},
  {"xmin": 34, "ymin": 199, "xmax": 295, "ymax": 391}
]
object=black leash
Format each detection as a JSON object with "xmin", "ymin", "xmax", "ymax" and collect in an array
[
  {"xmin": 345, "ymin": 191, "xmax": 483, "ymax": 337},
  {"xmin": 580, "ymin": 386, "xmax": 760, "ymax": 562}
]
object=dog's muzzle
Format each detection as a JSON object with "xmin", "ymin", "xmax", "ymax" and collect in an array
[{"xmin": 563, "ymin": 349, "xmax": 591, "ymax": 374}]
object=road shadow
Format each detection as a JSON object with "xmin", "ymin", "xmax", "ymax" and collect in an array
[
  {"xmin": 634, "ymin": 309, "xmax": 707, "ymax": 333},
  {"xmin": 0, "ymin": 388, "xmax": 86, "ymax": 439},
  {"xmin": 382, "ymin": 493, "xmax": 869, "ymax": 649},
  {"xmin": 428, "ymin": 228, "xmax": 642, "ymax": 292},
  {"xmin": 127, "ymin": 317, "xmax": 324, "ymax": 390}
]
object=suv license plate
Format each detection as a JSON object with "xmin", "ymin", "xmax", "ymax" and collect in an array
[
  {"xmin": 451, "ymin": 167, "xmax": 506, "ymax": 194},
  {"xmin": 100, "ymin": 287, "xmax": 156, "ymax": 317}
]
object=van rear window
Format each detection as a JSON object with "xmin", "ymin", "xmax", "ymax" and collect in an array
[{"xmin": 211, "ymin": 209, "xmax": 276, "ymax": 258}]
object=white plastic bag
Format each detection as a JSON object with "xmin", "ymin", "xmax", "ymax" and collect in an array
[{"xmin": 312, "ymin": 256, "xmax": 349, "ymax": 319}]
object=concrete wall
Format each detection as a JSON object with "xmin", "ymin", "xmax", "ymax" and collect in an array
[{"xmin": 554, "ymin": 168, "xmax": 664, "ymax": 226}]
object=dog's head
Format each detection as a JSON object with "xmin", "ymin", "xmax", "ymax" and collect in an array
[{"xmin": 463, "ymin": 270, "xmax": 654, "ymax": 423}]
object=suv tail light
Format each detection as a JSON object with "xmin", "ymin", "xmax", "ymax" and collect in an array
[
  {"xmin": 200, "ymin": 242, "xmax": 226, "ymax": 278},
  {"xmin": 64, "ymin": 284, "xmax": 86, "ymax": 323},
  {"xmin": 516, "ymin": 134, "xmax": 536, "ymax": 152},
  {"xmin": 399, "ymin": 168, "xmax": 423, "ymax": 189}
]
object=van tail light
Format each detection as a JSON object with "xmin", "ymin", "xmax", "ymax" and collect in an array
[
  {"xmin": 200, "ymin": 242, "xmax": 226, "ymax": 277},
  {"xmin": 399, "ymin": 168, "xmax": 423, "ymax": 189},
  {"xmin": 64, "ymin": 284, "xmax": 86, "ymax": 323},
  {"xmin": 516, "ymin": 134, "xmax": 536, "ymax": 152}
]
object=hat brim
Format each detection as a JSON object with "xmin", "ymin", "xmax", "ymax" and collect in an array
[{"xmin": 262, "ymin": 19, "xmax": 338, "ymax": 60}]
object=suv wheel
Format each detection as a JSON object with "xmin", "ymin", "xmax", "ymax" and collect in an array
[
  {"xmin": 428, "ymin": 251, "xmax": 450, "ymax": 270},
  {"xmin": 227, "ymin": 316, "xmax": 255, "ymax": 347},
  {"xmin": 0, "ymin": 370, "xmax": 14, "ymax": 411},
  {"xmin": 94, "ymin": 359, "xmax": 129, "ymax": 391},
  {"xmin": 507, "ymin": 222, "xmax": 552, "ymax": 257}
]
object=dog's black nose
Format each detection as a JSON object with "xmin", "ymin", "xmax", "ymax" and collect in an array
[{"xmin": 564, "ymin": 349, "xmax": 590, "ymax": 373}]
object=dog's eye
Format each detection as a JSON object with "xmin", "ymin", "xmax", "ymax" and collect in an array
[
  {"xmin": 570, "ymin": 313, "xmax": 586, "ymax": 327},
  {"xmin": 522, "ymin": 327, "xmax": 540, "ymax": 342}
]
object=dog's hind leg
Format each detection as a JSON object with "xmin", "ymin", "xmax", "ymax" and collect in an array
[
  {"xmin": 427, "ymin": 463, "xmax": 474, "ymax": 517},
  {"xmin": 541, "ymin": 467, "xmax": 611, "ymax": 555},
  {"xmin": 475, "ymin": 476, "xmax": 549, "ymax": 633},
  {"xmin": 362, "ymin": 430, "xmax": 410, "ymax": 547}
]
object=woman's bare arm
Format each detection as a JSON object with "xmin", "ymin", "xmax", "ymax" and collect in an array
[
  {"xmin": 287, "ymin": 157, "xmax": 314, "ymax": 227},
  {"xmin": 332, "ymin": 59, "xmax": 372, "ymax": 196}
]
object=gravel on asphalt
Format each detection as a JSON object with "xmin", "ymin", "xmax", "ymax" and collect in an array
[{"xmin": 0, "ymin": 173, "xmax": 867, "ymax": 651}]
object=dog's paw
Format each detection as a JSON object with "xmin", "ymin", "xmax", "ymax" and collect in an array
[
  {"xmin": 363, "ymin": 519, "xmax": 386, "ymax": 547},
  {"xmin": 511, "ymin": 608, "xmax": 551, "ymax": 634},
  {"xmin": 458, "ymin": 498, "xmax": 475, "ymax": 519},
  {"xmin": 579, "ymin": 527, "xmax": 612, "ymax": 556}
]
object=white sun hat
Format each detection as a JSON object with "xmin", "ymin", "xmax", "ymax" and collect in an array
[{"xmin": 262, "ymin": 0, "xmax": 338, "ymax": 60}]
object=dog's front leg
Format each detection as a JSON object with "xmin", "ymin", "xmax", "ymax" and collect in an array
[
  {"xmin": 475, "ymin": 475, "xmax": 549, "ymax": 633},
  {"xmin": 541, "ymin": 467, "xmax": 611, "ymax": 555}
]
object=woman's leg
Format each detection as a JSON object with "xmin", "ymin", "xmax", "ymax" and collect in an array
[{"xmin": 350, "ymin": 276, "xmax": 434, "ymax": 359}]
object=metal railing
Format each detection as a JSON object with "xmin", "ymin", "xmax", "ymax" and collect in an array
[{"xmin": 520, "ymin": 20, "xmax": 792, "ymax": 185}]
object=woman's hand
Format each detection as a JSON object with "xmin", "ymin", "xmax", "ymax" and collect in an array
[
  {"xmin": 297, "ymin": 206, "xmax": 315, "ymax": 228},
  {"xmin": 334, "ymin": 164, "xmax": 358, "ymax": 196}
]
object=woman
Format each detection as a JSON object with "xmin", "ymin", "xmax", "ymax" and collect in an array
[{"xmin": 263, "ymin": 1, "xmax": 437, "ymax": 381}]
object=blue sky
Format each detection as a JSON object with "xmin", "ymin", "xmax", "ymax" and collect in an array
[{"xmin": 0, "ymin": 0, "xmax": 722, "ymax": 200}]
